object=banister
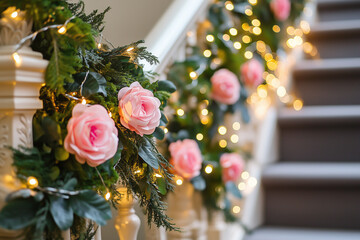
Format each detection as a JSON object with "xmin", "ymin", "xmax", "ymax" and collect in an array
[{"xmin": 142, "ymin": 0, "xmax": 211, "ymax": 74}]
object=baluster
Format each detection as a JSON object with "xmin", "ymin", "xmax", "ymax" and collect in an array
[
  {"xmin": 115, "ymin": 186, "xmax": 141, "ymax": 240},
  {"xmin": 206, "ymin": 211, "xmax": 226, "ymax": 240}
]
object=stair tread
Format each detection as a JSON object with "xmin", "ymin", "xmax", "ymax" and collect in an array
[
  {"xmin": 279, "ymin": 105, "xmax": 360, "ymax": 123},
  {"xmin": 263, "ymin": 163, "xmax": 360, "ymax": 185},
  {"xmin": 245, "ymin": 227, "xmax": 360, "ymax": 240},
  {"xmin": 310, "ymin": 19, "xmax": 360, "ymax": 34},
  {"xmin": 317, "ymin": 0, "xmax": 360, "ymax": 6},
  {"xmin": 294, "ymin": 58, "xmax": 360, "ymax": 72}
]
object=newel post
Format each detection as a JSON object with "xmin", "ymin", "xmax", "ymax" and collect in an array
[{"xmin": 115, "ymin": 185, "xmax": 141, "ymax": 240}]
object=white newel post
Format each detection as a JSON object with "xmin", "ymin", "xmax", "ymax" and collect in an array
[
  {"xmin": 206, "ymin": 211, "xmax": 226, "ymax": 240},
  {"xmin": 166, "ymin": 180, "xmax": 201, "ymax": 240},
  {"xmin": 115, "ymin": 186, "xmax": 141, "ymax": 240},
  {"xmin": 0, "ymin": 7, "xmax": 48, "ymax": 239}
]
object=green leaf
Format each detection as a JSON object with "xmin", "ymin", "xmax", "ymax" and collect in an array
[
  {"xmin": 160, "ymin": 112, "xmax": 168, "ymax": 126},
  {"xmin": 190, "ymin": 175, "xmax": 206, "ymax": 191},
  {"xmin": 153, "ymin": 127, "xmax": 165, "ymax": 140},
  {"xmin": 63, "ymin": 178, "xmax": 78, "ymax": 191},
  {"xmin": 138, "ymin": 138, "xmax": 159, "ymax": 169},
  {"xmin": 70, "ymin": 190, "xmax": 111, "ymax": 226},
  {"xmin": 80, "ymin": 72, "xmax": 108, "ymax": 97},
  {"xmin": 156, "ymin": 80, "xmax": 177, "ymax": 93},
  {"xmin": 156, "ymin": 177, "xmax": 167, "ymax": 195},
  {"xmin": 6, "ymin": 189, "xmax": 34, "ymax": 201},
  {"xmin": 50, "ymin": 196, "xmax": 74, "ymax": 230},
  {"xmin": 225, "ymin": 182, "xmax": 242, "ymax": 199},
  {"xmin": 0, "ymin": 198, "xmax": 39, "ymax": 230}
]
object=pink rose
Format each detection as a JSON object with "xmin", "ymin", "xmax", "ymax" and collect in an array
[
  {"xmin": 211, "ymin": 69, "xmax": 241, "ymax": 105},
  {"xmin": 220, "ymin": 153, "xmax": 244, "ymax": 183},
  {"xmin": 241, "ymin": 59, "xmax": 264, "ymax": 88},
  {"xmin": 270, "ymin": 0, "xmax": 291, "ymax": 21},
  {"xmin": 118, "ymin": 82, "xmax": 161, "ymax": 136},
  {"xmin": 169, "ymin": 139, "xmax": 202, "ymax": 180},
  {"xmin": 64, "ymin": 104, "xmax": 118, "ymax": 167}
]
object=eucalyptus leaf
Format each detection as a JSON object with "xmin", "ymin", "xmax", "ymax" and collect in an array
[
  {"xmin": 156, "ymin": 177, "xmax": 167, "ymax": 195},
  {"xmin": 191, "ymin": 175, "xmax": 206, "ymax": 191},
  {"xmin": 70, "ymin": 190, "xmax": 111, "ymax": 226},
  {"xmin": 160, "ymin": 112, "xmax": 168, "ymax": 126},
  {"xmin": 225, "ymin": 182, "xmax": 242, "ymax": 199},
  {"xmin": 50, "ymin": 196, "xmax": 74, "ymax": 230},
  {"xmin": 153, "ymin": 127, "xmax": 165, "ymax": 140},
  {"xmin": 81, "ymin": 72, "xmax": 107, "ymax": 97},
  {"xmin": 138, "ymin": 138, "xmax": 159, "ymax": 169}
]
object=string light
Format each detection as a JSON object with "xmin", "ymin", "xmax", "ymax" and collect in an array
[
  {"xmin": 232, "ymin": 122, "xmax": 241, "ymax": 130},
  {"xmin": 81, "ymin": 98, "xmax": 87, "ymax": 105},
  {"xmin": 205, "ymin": 165, "xmax": 213, "ymax": 174},
  {"xmin": 218, "ymin": 126, "xmax": 227, "ymax": 135},
  {"xmin": 267, "ymin": 59, "xmax": 278, "ymax": 70},
  {"xmin": 233, "ymin": 41, "xmax": 242, "ymax": 50},
  {"xmin": 201, "ymin": 109, "xmax": 209, "ymax": 115},
  {"xmin": 232, "ymin": 206, "xmax": 241, "ymax": 214},
  {"xmin": 176, "ymin": 108, "xmax": 185, "ymax": 116},
  {"xmin": 242, "ymin": 35, "xmax": 251, "ymax": 43},
  {"xmin": 201, "ymin": 117, "xmax": 209, "ymax": 125},
  {"xmin": 295, "ymin": 28, "xmax": 303, "ymax": 36},
  {"xmin": 293, "ymin": 99, "xmax": 303, "ymax": 111},
  {"xmin": 196, "ymin": 133, "xmax": 204, "ymax": 141},
  {"xmin": 127, "ymin": 47, "xmax": 134, "ymax": 52},
  {"xmin": 206, "ymin": 34, "xmax": 215, "ymax": 42},
  {"xmin": 303, "ymin": 42, "xmax": 313, "ymax": 54},
  {"xmin": 257, "ymin": 85, "xmax": 268, "ymax": 98},
  {"xmin": 248, "ymin": 0, "xmax": 257, "ymax": 5},
  {"xmin": 256, "ymin": 41, "xmax": 266, "ymax": 53},
  {"xmin": 277, "ymin": 86, "xmax": 287, "ymax": 97},
  {"xmin": 154, "ymin": 173, "xmax": 162, "ymax": 178},
  {"xmin": 230, "ymin": 134, "xmax": 239, "ymax": 143},
  {"xmin": 300, "ymin": 20, "xmax": 310, "ymax": 34},
  {"xmin": 229, "ymin": 28, "xmax": 238, "ymax": 36},
  {"xmin": 222, "ymin": 34, "xmax": 230, "ymax": 41},
  {"xmin": 286, "ymin": 26, "xmax": 295, "ymax": 35},
  {"xmin": 272, "ymin": 25, "xmax": 281, "ymax": 33},
  {"xmin": 294, "ymin": 36, "xmax": 303, "ymax": 45},
  {"xmin": 175, "ymin": 176, "xmax": 183, "ymax": 185},
  {"xmin": 11, "ymin": 11, "xmax": 18, "ymax": 18},
  {"xmin": 12, "ymin": 52, "xmax": 21, "ymax": 67},
  {"xmin": 248, "ymin": 177, "xmax": 258, "ymax": 187},
  {"xmin": 225, "ymin": 1, "xmax": 234, "ymax": 11},
  {"xmin": 286, "ymin": 38, "xmax": 296, "ymax": 48},
  {"xmin": 241, "ymin": 171, "xmax": 250, "ymax": 180},
  {"xmin": 163, "ymin": 128, "xmax": 168, "ymax": 134},
  {"xmin": 105, "ymin": 192, "xmax": 111, "ymax": 200},
  {"xmin": 244, "ymin": 51, "xmax": 253, "ymax": 59},
  {"xmin": 219, "ymin": 140, "xmax": 227, "ymax": 148},
  {"xmin": 238, "ymin": 182, "xmax": 246, "ymax": 190},
  {"xmin": 203, "ymin": 49, "xmax": 212, "ymax": 57},
  {"xmin": 242, "ymin": 23, "xmax": 250, "ymax": 31},
  {"xmin": 252, "ymin": 19, "xmax": 260, "ymax": 27},
  {"xmin": 58, "ymin": 26, "xmax": 67, "ymax": 34},
  {"xmin": 189, "ymin": 71, "xmax": 198, "ymax": 80},
  {"xmin": 245, "ymin": 8, "xmax": 253, "ymax": 16},
  {"xmin": 97, "ymin": 43, "xmax": 102, "ymax": 49},
  {"xmin": 264, "ymin": 53, "xmax": 273, "ymax": 61},
  {"xmin": 27, "ymin": 176, "xmax": 38, "ymax": 188},
  {"xmin": 253, "ymin": 27, "xmax": 262, "ymax": 35},
  {"xmin": 108, "ymin": 112, "xmax": 112, "ymax": 118}
]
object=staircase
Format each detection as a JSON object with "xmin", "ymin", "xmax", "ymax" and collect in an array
[{"xmin": 245, "ymin": 0, "xmax": 360, "ymax": 239}]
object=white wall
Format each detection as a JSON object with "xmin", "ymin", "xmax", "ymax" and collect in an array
[{"xmin": 82, "ymin": 0, "xmax": 173, "ymax": 47}]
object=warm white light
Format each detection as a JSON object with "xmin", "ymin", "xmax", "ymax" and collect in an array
[
  {"xmin": 222, "ymin": 34, "xmax": 230, "ymax": 41},
  {"xmin": 229, "ymin": 28, "xmax": 238, "ymax": 36},
  {"xmin": 233, "ymin": 41, "xmax": 242, "ymax": 50},
  {"xmin": 81, "ymin": 98, "xmax": 87, "ymax": 105},
  {"xmin": 12, "ymin": 52, "xmax": 21, "ymax": 67},
  {"xmin": 196, "ymin": 133, "xmax": 204, "ymax": 141},
  {"xmin": 248, "ymin": 177, "xmax": 257, "ymax": 187},
  {"xmin": 154, "ymin": 173, "xmax": 162, "ymax": 178},
  {"xmin": 108, "ymin": 112, "xmax": 112, "ymax": 118},
  {"xmin": 27, "ymin": 176, "xmax": 38, "ymax": 188},
  {"xmin": 300, "ymin": 20, "xmax": 310, "ymax": 34},
  {"xmin": 177, "ymin": 109, "xmax": 185, "ymax": 116},
  {"xmin": 242, "ymin": 35, "xmax": 251, "ymax": 43},
  {"xmin": 253, "ymin": 27, "xmax": 262, "ymax": 35},
  {"xmin": 241, "ymin": 171, "xmax": 250, "ymax": 180},
  {"xmin": 189, "ymin": 71, "xmax": 198, "ymax": 80},
  {"xmin": 238, "ymin": 182, "xmax": 246, "ymax": 190},
  {"xmin": 105, "ymin": 192, "xmax": 111, "ymax": 200},
  {"xmin": 203, "ymin": 49, "xmax": 212, "ymax": 58},
  {"xmin": 233, "ymin": 206, "xmax": 241, "ymax": 214},
  {"xmin": 58, "ymin": 26, "xmax": 67, "ymax": 34},
  {"xmin": 245, "ymin": 8, "xmax": 253, "ymax": 16},
  {"xmin": 206, "ymin": 34, "xmax": 215, "ymax": 42},
  {"xmin": 218, "ymin": 126, "xmax": 227, "ymax": 135},
  {"xmin": 205, "ymin": 165, "xmax": 213, "ymax": 174},
  {"xmin": 230, "ymin": 134, "xmax": 239, "ymax": 143},
  {"xmin": 233, "ymin": 122, "xmax": 241, "ymax": 130},
  {"xmin": 277, "ymin": 86, "xmax": 287, "ymax": 97},
  {"xmin": 293, "ymin": 99, "xmax": 303, "ymax": 111},
  {"xmin": 97, "ymin": 43, "xmax": 102, "ymax": 49},
  {"xmin": 225, "ymin": 1, "xmax": 234, "ymax": 11},
  {"xmin": 176, "ymin": 178, "xmax": 183, "ymax": 186},
  {"xmin": 11, "ymin": 11, "xmax": 18, "ymax": 18},
  {"xmin": 163, "ymin": 128, "xmax": 168, "ymax": 134},
  {"xmin": 244, "ymin": 51, "xmax": 253, "ymax": 59},
  {"xmin": 252, "ymin": 19, "xmax": 260, "ymax": 27},
  {"xmin": 127, "ymin": 47, "xmax": 134, "ymax": 52},
  {"xmin": 257, "ymin": 85, "xmax": 267, "ymax": 98},
  {"xmin": 287, "ymin": 26, "xmax": 295, "ymax": 35},
  {"xmin": 248, "ymin": 0, "xmax": 257, "ymax": 5},
  {"xmin": 272, "ymin": 25, "xmax": 281, "ymax": 33},
  {"xmin": 201, "ymin": 109, "xmax": 208, "ymax": 116},
  {"xmin": 219, "ymin": 140, "xmax": 227, "ymax": 148}
]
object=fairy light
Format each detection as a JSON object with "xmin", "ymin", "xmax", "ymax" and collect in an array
[
  {"xmin": 163, "ymin": 128, "xmax": 168, "ymax": 134},
  {"xmin": 81, "ymin": 98, "xmax": 87, "ymax": 105},
  {"xmin": 248, "ymin": 0, "xmax": 257, "ymax": 5},
  {"xmin": 242, "ymin": 35, "xmax": 251, "ymax": 43},
  {"xmin": 108, "ymin": 112, "xmax": 112, "ymax": 118},
  {"xmin": 257, "ymin": 85, "xmax": 268, "ymax": 98},
  {"xmin": 196, "ymin": 133, "xmax": 204, "ymax": 141},
  {"xmin": 295, "ymin": 28, "xmax": 303, "ymax": 36},
  {"xmin": 233, "ymin": 122, "xmax": 241, "ymax": 130},
  {"xmin": 175, "ymin": 176, "xmax": 183, "ymax": 185},
  {"xmin": 206, "ymin": 34, "xmax": 215, "ymax": 42},
  {"xmin": 58, "ymin": 26, "xmax": 67, "ymax": 34},
  {"xmin": 201, "ymin": 109, "xmax": 209, "ymax": 115},
  {"xmin": 264, "ymin": 53, "xmax": 273, "ymax": 61},
  {"xmin": 256, "ymin": 41, "xmax": 266, "ymax": 53},
  {"xmin": 229, "ymin": 28, "xmax": 238, "ymax": 36},
  {"xmin": 154, "ymin": 173, "xmax": 162, "ymax": 178},
  {"xmin": 230, "ymin": 134, "xmax": 239, "ymax": 143},
  {"xmin": 277, "ymin": 86, "xmax": 287, "ymax": 97},
  {"xmin": 242, "ymin": 23, "xmax": 250, "ymax": 31},
  {"xmin": 238, "ymin": 182, "xmax": 246, "ymax": 190},
  {"xmin": 294, "ymin": 36, "xmax": 303, "ymax": 46},
  {"xmin": 253, "ymin": 27, "xmax": 262, "ymax": 35},
  {"xmin": 127, "ymin": 47, "xmax": 134, "ymax": 52},
  {"xmin": 293, "ymin": 99, "xmax": 303, "ymax": 111},
  {"xmin": 244, "ymin": 51, "xmax": 253, "ymax": 59},
  {"xmin": 203, "ymin": 49, "xmax": 212, "ymax": 57},
  {"xmin": 11, "ymin": 11, "xmax": 18, "ymax": 18},
  {"xmin": 105, "ymin": 192, "xmax": 111, "ymax": 200},
  {"xmin": 177, "ymin": 108, "xmax": 185, "ymax": 116},
  {"xmin": 27, "ymin": 176, "xmax": 38, "ymax": 188},
  {"xmin": 225, "ymin": 1, "xmax": 235, "ymax": 11},
  {"xmin": 248, "ymin": 177, "xmax": 257, "ymax": 187},
  {"xmin": 267, "ymin": 59, "xmax": 278, "ymax": 71},
  {"xmin": 232, "ymin": 206, "xmax": 241, "ymax": 214},
  {"xmin": 222, "ymin": 34, "xmax": 230, "ymax": 41},
  {"xmin": 245, "ymin": 8, "xmax": 253, "ymax": 16},
  {"xmin": 233, "ymin": 41, "xmax": 242, "ymax": 50},
  {"xmin": 303, "ymin": 42, "xmax": 313, "ymax": 54},
  {"xmin": 12, "ymin": 52, "xmax": 21, "ymax": 67},
  {"xmin": 205, "ymin": 165, "xmax": 213, "ymax": 174},
  {"xmin": 252, "ymin": 19, "xmax": 261, "ymax": 27},
  {"xmin": 286, "ymin": 26, "xmax": 295, "ymax": 35},
  {"xmin": 219, "ymin": 140, "xmax": 227, "ymax": 148},
  {"xmin": 241, "ymin": 171, "xmax": 250, "ymax": 180},
  {"xmin": 189, "ymin": 71, "xmax": 198, "ymax": 80},
  {"xmin": 218, "ymin": 126, "xmax": 227, "ymax": 135},
  {"xmin": 300, "ymin": 20, "xmax": 310, "ymax": 34},
  {"xmin": 272, "ymin": 25, "xmax": 281, "ymax": 33},
  {"xmin": 201, "ymin": 117, "xmax": 209, "ymax": 125},
  {"xmin": 97, "ymin": 43, "xmax": 102, "ymax": 49},
  {"xmin": 286, "ymin": 38, "xmax": 296, "ymax": 48}
]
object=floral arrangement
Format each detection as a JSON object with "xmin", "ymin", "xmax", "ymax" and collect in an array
[
  {"xmin": 162, "ymin": 0, "xmax": 306, "ymax": 221},
  {"xmin": 0, "ymin": 0, "xmax": 177, "ymax": 238}
]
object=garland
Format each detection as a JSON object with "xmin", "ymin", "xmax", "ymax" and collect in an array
[
  {"xmin": 0, "ymin": 0, "xmax": 177, "ymax": 238},
  {"xmin": 162, "ymin": 0, "xmax": 306, "ymax": 222}
]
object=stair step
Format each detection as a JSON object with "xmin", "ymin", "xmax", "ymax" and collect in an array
[
  {"xmin": 262, "ymin": 163, "xmax": 360, "ymax": 229},
  {"xmin": 278, "ymin": 106, "xmax": 360, "ymax": 162},
  {"xmin": 245, "ymin": 227, "xmax": 360, "ymax": 240},
  {"xmin": 317, "ymin": 0, "xmax": 360, "ymax": 22},
  {"xmin": 293, "ymin": 58, "xmax": 360, "ymax": 105},
  {"xmin": 306, "ymin": 20, "xmax": 360, "ymax": 59}
]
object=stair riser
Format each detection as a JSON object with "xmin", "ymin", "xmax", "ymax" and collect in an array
[
  {"xmin": 293, "ymin": 70, "xmax": 360, "ymax": 105},
  {"xmin": 317, "ymin": 3, "xmax": 360, "ymax": 22},
  {"xmin": 265, "ymin": 186, "xmax": 360, "ymax": 229},
  {"xmin": 279, "ymin": 123, "xmax": 360, "ymax": 162},
  {"xmin": 306, "ymin": 31, "xmax": 360, "ymax": 59}
]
